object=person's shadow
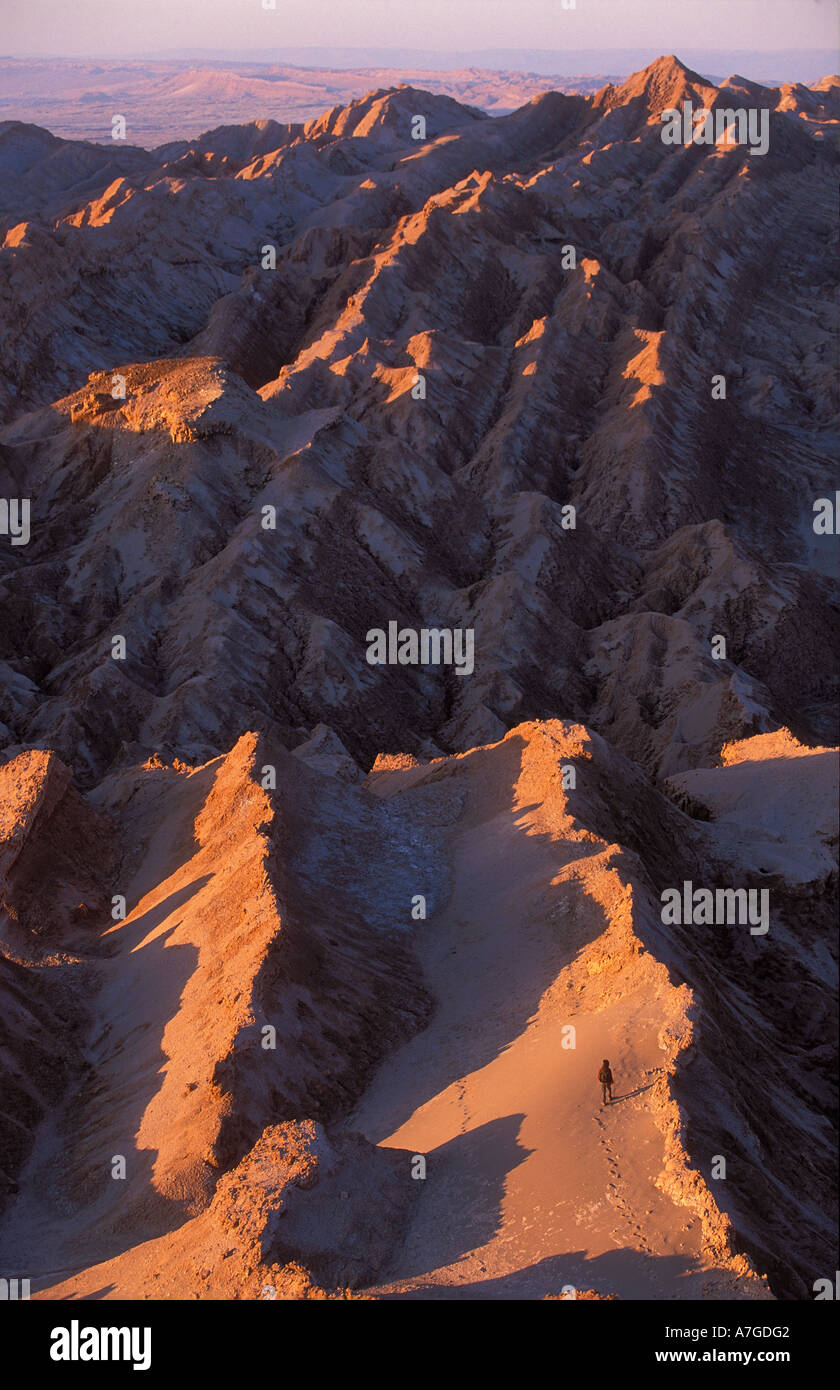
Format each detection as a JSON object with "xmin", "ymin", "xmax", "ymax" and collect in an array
[{"xmin": 608, "ymin": 1082, "xmax": 655, "ymax": 1105}]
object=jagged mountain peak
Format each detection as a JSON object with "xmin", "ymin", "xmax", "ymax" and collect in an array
[
  {"xmin": 599, "ymin": 52, "xmax": 719, "ymax": 114},
  {"xmin": 303, "ymin": 83, "xmax": 487, "ymax": 144}
]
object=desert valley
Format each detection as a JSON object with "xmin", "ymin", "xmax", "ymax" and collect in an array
[{"xmin": 0, "ymin": 47, "xmax": 837, "ymax": 1307}]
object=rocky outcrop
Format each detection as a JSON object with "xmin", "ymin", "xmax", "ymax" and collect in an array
[
  {"xmin": 1, "ymin": 59, "xmax": 836, "ymax": 785},
  {"xmin": 0, "ymin": 750, "xmax": 115, "ymax": 1207}
]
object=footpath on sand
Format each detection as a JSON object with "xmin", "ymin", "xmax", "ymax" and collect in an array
[{"xmin": 349, "ymin": 729, "xmax": 745, "ymax": 1299}]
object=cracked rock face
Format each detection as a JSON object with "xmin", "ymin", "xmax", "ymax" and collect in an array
[{"xmin": 0, "ymin": 57, "xmax": 837, "ymax": 782}]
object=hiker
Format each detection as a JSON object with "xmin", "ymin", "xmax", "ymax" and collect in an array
[{"xmin": 598, "ymin": 1059, "xmax": 614, "ymax": 1106}]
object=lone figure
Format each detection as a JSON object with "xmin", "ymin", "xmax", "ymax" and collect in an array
[{"xmin": 598, "ymin": 1059, "xmax": 614, "ymax": 1107}]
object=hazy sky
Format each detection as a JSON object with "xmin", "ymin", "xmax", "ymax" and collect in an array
[{"xmin": 3, "ymin": 0, "xmax": 838, "ymax": 57}]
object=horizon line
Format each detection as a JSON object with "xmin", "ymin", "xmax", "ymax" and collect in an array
[{"xmin": 2, "ymin": 45, "xmax": 836, "ymax": 57}]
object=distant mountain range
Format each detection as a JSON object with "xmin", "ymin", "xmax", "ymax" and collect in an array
[
  {"xmin": 2, "ymin": 50, "xmax": 837, "ymax": 148},
  {"xmin": 7, "ymin": 47, "xmax": 837, "ymax": 83},
  {"xmin": 0, "ymin": 57, "xmax": 623, "ymax": 145}
]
